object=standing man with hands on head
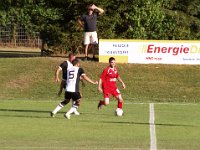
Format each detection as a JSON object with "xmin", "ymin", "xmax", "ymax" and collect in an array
[{"xmin": 78, "ymin": 4, "xmax": 104, "ymax": 61}]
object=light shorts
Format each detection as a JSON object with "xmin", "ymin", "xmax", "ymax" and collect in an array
[{"xmin": 84, "ymin": 31, "xmax": 98, "ymax": 45}]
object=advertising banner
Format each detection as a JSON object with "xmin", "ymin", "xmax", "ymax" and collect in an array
[{"xmin": 99, "ymin": 39, "xmax": 200, "ymax": 64}]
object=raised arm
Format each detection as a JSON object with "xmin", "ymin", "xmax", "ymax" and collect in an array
[{"xmin": 91, "ymin": 4, "xmax": 104, "ymax": 15}]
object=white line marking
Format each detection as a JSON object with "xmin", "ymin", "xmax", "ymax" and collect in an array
[{"xmin": 149, "ymin": 103, "xmax": 157, "ymax": 150}]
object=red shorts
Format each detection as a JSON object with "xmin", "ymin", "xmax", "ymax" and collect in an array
[{"xmin": 103, "ymin": 88, "xmax": 120, "ymax": 98}]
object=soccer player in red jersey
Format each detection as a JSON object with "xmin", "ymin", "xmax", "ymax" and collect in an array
[{"xmin": 97, "ymin": 57, "xmax": 126, "ymax": 112}]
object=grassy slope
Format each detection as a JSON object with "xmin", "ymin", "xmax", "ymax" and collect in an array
[{"xmin": 0, "ymin": 57, "xmax": 200, "ymax": 102}]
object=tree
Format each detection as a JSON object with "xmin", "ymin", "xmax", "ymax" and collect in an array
[{"xmin": 0, "ymin": 0, "xmax": 199, "ymax": 54}]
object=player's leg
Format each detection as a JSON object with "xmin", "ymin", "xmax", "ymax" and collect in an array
[
  {"xmin": 73, "ymin": 92, "xmax": 82, "ymax": 115},
  {"xmin": 116, "ymin": 94, "xmax": 123, "ymax": 109},
  {"xmin": 98, "ymin": 92, "xmax": 110, "ymax": 110},
  {"xmin": 64, "ymin": 92, "xmax": 81, "ymax": 119},
  {"xmin": 71, "ymin": 77, "xmax": 84, "ymax": 115},
  {"xmin": 71, "ymin": 99, "xmax": 80, "ymax": 115},
  {"xmin": 50, "ymin": 98, "xmax": 70, "ymax": 117},
  {"xmin": 64, "ymin": 99, "xmax": 80, "ymax": 119},
  {"xmin": 58, "ymin": 80, "xmax": 65, "ymax": 96},
  {"xmin": 113, "ymin": 88, "xmax": 123, "ymax": 110}
]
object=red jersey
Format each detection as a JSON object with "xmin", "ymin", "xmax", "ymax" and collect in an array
[{"xmin": 100, "ymin": 66, "xmax": 119, "ymax": 89}]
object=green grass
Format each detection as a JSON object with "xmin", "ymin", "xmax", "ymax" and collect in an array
[
  {"xmin": 155, "ymin": 104, "xmax": 200, "ymax": 150},
  {"xmin": 0, "ymin": 101, "xmax": 199, "ymax": 149},
  {"xmin": 0, "ymin": 100, "xmax": 150, "ymax": 149},
  {"xmin": 0, "ymin": 57, "xmax": 200, "ymax": 149}
]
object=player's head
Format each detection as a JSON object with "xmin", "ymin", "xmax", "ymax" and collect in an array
[
  {"xmin": 72, "ymin": 58, "xmax": 81, "ymax": 66},
  {"xmin": 68, "ymin": 53, "xmax": 76, "ymax": 62},
  {"xmin": 109, "ymin": 57, "xmax": 116, "ymax": 68}
]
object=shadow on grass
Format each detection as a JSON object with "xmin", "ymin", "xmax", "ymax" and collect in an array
[
  {"xmin": 0, "ymin": 114, "xmax": 51, "ymax": 119},
  {"xmin": 1, "ymin": 109, "xmax": 197, "ymax": 127},
  {"xmin": 0, "ymin": 108, "xmax": 62, "ymax": 119},
  {"xmin": 0, "ymin": 50, "xmax": 41, "ymax": 58},
  {"xmin": 0, "ymin": 108, "xmax": 49, "ymax": 113},
  {"xmin": 98, "ymin": 120, "xmax": 198, "ymax": 127}
]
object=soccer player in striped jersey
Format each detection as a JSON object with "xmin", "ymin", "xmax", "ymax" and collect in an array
[
  {"xmin": 55, "ymin": 53, "xmax": 75, "ymax": 96},
  {"xmin": 97, "ymin": 57, "xmax": 126, "ymax": 113},
  {"xmin": 52, "ymin": 59, "xmax": 98, "ymax": 119},
  {"xmin": 52, "ymin": 53, "xmax": 80, "ymax": 116}
]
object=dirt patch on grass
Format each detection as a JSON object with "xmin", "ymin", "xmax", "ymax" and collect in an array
[{"xmin": 6, "ymin": 74, "xmax": 34, "ymax": 90}]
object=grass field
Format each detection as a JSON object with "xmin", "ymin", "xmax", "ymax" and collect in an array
[
  {"xmin": 0, "ymin": 101, "xmax": 199, "ymax": 150},
  {"xmin": 0, "ymin": 56, "xmax": 200, "ymax": 149}
]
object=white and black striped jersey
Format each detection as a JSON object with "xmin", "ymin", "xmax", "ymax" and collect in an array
[
  {"xmin": 59, "ymin": 60, "xmax": 73, "ymax": 80},
  {"xmin": 65, "ymin": 66, "xmax": 85, "ymax": 92}
]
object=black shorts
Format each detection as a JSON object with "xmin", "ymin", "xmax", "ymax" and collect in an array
[{"xmin": 65, "ymin": 91, "xmax": 81, "ymax": 101}]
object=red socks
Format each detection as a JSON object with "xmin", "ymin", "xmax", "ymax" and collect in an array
[
  {"xmin": 118, "ymin": 101, "xmax": 123, "ymax": 109},
  {"xmin": 100, "ymin": 100, "xmax": 105, "ymax": 105}
]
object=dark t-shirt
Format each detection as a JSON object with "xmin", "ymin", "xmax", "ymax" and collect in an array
[{"xmin": 80, "ymin": 13, "xmax": 98, "ymax": 32}]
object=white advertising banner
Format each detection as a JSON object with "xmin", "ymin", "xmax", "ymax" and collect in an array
[{"xmin": 99, "ymin": 39, "xmax": 200, "ymax": 64}]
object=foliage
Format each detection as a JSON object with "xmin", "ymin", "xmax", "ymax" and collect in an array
[{"xmin": 0, "ymin": 0, "xmax": 199, "ymax": 53}]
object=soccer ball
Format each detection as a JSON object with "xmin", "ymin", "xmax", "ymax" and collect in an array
[{"xmin": 115, "ymin": 108, "xmax": 123, "ymax": 116}]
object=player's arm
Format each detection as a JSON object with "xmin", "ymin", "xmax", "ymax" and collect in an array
[
  {"xmin": 78, "ymin": 68, "xmax": 97, "ymax": 85},
  {"xmin": 98, "ymin": 69, "xmax": 107, "ymax": 92},
  {"xmin": 117, "ymin": 76, "xmax": 126, "ymax": 89},
  {"xmin": 91, "ymin": 4, "xmax": 104, "ymax": 15},
  {"xmin": 55, "ymin": 66, "xmax": 62, "ymax": 82},
  {"xmin": 82, "ymin": 75, "xmax": 98, "ymax": 85},
  {"xmin": 98, "ymin": 78, "xmax": 103, "ymax": 92}
]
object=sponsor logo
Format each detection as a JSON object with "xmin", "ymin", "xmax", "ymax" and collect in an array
[
  {"xmin": 140, "ymin": 44, "xmax": 200, "ymax": 56},
  {"xmin": 113, "ymin": 44, "xmax": 129, "ymax": 47},
  {"xmin": 183, "ymin": 58, "xmax": 195, "ymax": 61},
  {"xmin": 104, "ymin": 50, "xmax": 128, "ymax": 55},
  {"xmin": 146, "ymin": 57, "xmax": 162, "ymax": 61}
]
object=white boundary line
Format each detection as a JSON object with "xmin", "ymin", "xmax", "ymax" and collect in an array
[{"xmin": 149, "ymin": 103, "xmax": 157, "ymax": 150}]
